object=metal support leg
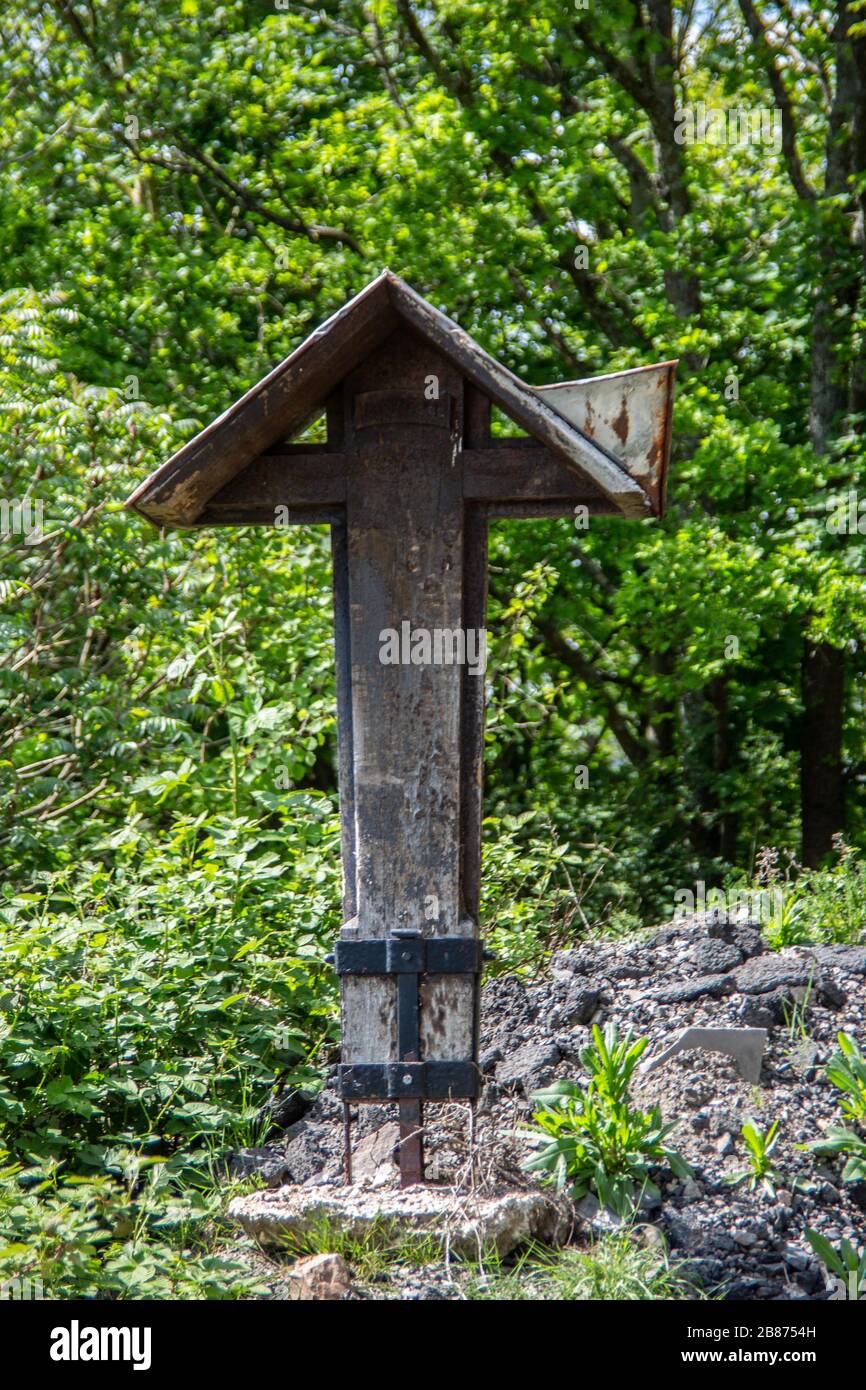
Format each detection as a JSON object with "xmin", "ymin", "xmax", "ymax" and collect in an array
[
  {"xmin": 399, "ymin": 1101, "xmax": 424, "ymax": 1186},
  {"xmin": 395, "ymin": 929, "xmax": 424, "ymax": 1186},
  {"xmin": 343, "ymin": 1102, "xmax": 353, "ymax": 1184}
]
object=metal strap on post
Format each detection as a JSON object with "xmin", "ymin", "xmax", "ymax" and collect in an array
[{"xmin": 330, "ymin": 930, "xmax": 484, "ymax": 1103}]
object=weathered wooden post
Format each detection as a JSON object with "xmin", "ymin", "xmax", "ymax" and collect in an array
[{"xmin": 126, "ymin": 271, "xmax": 675, "ymax": 1187}]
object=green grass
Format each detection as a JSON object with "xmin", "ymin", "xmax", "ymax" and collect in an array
[
  {"xmin": 272, "ymin": 1215, "xmax": 443, "ymax": 1281},
  {"xmin": 463, "ymin": 1234, "xmax": 702, "ymax": 1301},
  {"xmin": 0, "ymin": 810, "xmax": 341, "ymax": 1299},
  {"xmin": 761, "ymin": 845, "xmax": 866, "ymax": 948}
]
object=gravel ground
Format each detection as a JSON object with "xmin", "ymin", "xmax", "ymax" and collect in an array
[{"xmin": 228, "ymin": 912, "xmax": 866, "ymax": 1300}]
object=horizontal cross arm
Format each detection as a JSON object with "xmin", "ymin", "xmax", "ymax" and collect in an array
[
  {"xmin": 198, "ymin": 442, "xmax": 617, "ymax": 525},
  {"xmin": 202, "ymin": 450, "xmax": 347, "ymax": 523},
  {"xmin": 463, "ymin": 443, "xmax": 607, "ymax": 504}
]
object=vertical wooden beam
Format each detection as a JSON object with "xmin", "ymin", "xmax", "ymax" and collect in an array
[
  {"xmin": 330, "ymin": 520, "xmax": 356, "ymax": 923},
  {"xmin": 464, "ymin": 383, "xmax": 491, "ymax": 450},
  {"xmin": 338, "ymin": 333, "xmax": 470, "ymax": 1181},
  {"xmin": 459, "ymin": 506, "xmax": 488, "ymax": 925}
]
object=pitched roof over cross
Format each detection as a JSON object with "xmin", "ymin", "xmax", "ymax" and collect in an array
[{"xmin": 126, "ymin": 270, "xmax": 675, "ymax": 528}]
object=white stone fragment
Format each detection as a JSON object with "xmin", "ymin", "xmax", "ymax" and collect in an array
[{"xmin": 638, "ymin": 1026, "xmax": 768, "ymax": 1084}]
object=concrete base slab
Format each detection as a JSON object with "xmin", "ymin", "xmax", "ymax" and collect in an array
[{"xmin": 228, "ymin": 1183, "xmax": 572, "ymax": 1259}]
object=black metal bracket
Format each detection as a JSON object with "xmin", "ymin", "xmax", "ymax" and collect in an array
[
  {"xmin": 339, "ymin": 1061, "xmax": 480, "ymax": 1100},
  {"xmin": 331, "ymin": 935, "xmax": 483, "ymax": 976},
  {"xmin": 328, "ymin": 930, "xmax": 490, "ymax": 1103}
]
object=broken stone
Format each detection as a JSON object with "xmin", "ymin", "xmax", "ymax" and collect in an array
[
  {"xmin": 662, "ymin": 1207, "xmax": 705, "ymax": 1253},
  {"xmin": 550, "ymin": 948, "xmax": 596, "ymax": 975},
  {"xmin": 559, "ymin": 984, "xmax": 601, "ymax": 1026},
  {"xmin": 575, "ymin": 1192, "xmax": 623, "ymax": 1233},
  {"xmin": 229, "ymin": 1184, "xmax": 572, "ymax": 1259},
  {"xmin": 733, "ymin": 956, "xmax": 812, "ymax": 995},
  {"xmin": 650, "ymin": 973, "xmax": 736, "ymax": 1004},
  {"xmin": 351, "ymin": 1122, "xmax": 399, "ymax": 1184},
  {"xmin": 790, "ymin": 1040, "xmax": 822, "ymax": 1076},
  {"xmin": 737, "ymin": 992, "xmax": 786, "ymax": 1029},
  {"xmin": 639, "ymin": 1026, "xmax": 768, "ymax": 1083},
  {"xmin": 734, "ymin": 1229, "xmax": 759, "ymax": 1248},
  {"xmin": 810, "ymin": 945, "xmax": 866, "ymax": 975},
  {"xmin": 649, "ymin": 924, "xmax": 681, "ymax": 947},
  {"xmin": 813, "ymin": 977, "xmax": 847, "ymax": 1009},
  {"xmin": 280, "ymin": 1122, "xmax": 339, "ymax": 1185},
  {"xmin": 226, "ymin": 1147, "xmax": 292, "ymax": 1188},
  {"xmin": 607, "ymin": 963, "xmax": 648, "ymax": 981},
  {"xmin": 496, "ymin": 1039, "xmax": 561, "ymax": 1090},
  {"xmin": 286, "ymin": 1252, "xmax": 352, "ymax": 1301},
  {"xmin": 781, "ymin": 1243, "xmax": 810, "ymax": 1271},
  {"xmin": 691, "ymin": 939, "xmax": 743, "ymax": 974},
  {"xmin": 733, "ymin": 925, "xmax": 765, "ymax": 958}
]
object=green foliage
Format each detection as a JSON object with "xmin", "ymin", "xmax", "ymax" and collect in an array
[
  {"xmin": 0, "ymin": 1150, "xmax": 266, "ymax": 1299},
  {"xmin": 524, "ymin": 1025, "xmax": 690, "ymax": 1215},
  {"xmin": 802, "ymin": 1127, "xmax": 866, "ymax": 1183},
  {"xmin": 824, "ymin": 1033, "xmax": 866, "ymax": 1127},
  {"xmin": 481, "ymin": 811, "xmax": 643, "ymax": 969},
  {"xmin": 724, "ymin": 1120, "xmax": 784, "ymax": 1194},
  {"xmin": 0, "ymin": 804, "xmax": 339, "ymax": 1298},
  {"xmin": 1, "ymin": 0, "xmax": 866, "ymax": 1299},
  {"xmin": 0, "ymin": 821, "xmax": 339, "ymax": 1178},
  {"xmin": 763, "ymin": 848, "xmax": 866, "ymax": 949},
  {"xmin": 802, "ymin": 1038, "xmax": 866, "ymax": 1182},
  {"xmin": 804, "ymin": 1229, "xmax": 866, "ymax": 1291},
  {"xmin": 464, "ymin": 1233, "xmax": 701, "ymax": 1302}
]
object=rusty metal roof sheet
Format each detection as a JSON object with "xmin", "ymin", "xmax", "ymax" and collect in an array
[{"xmin": 534, "ymin": 360, "xmax": 676, "ymax": 517}]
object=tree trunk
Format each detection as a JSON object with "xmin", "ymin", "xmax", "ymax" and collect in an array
[
  {"xmin": 800, "ymin": 639, "xmax": 845, "ymax": 865},
  {"xmin": 798, "ymin": 5, "xmax": 856, "ymax": 864}
]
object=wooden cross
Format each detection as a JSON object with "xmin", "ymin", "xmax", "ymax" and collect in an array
[{"xmin": 127, "ymin": 272, "xmax": 675, "ymax": 1187}]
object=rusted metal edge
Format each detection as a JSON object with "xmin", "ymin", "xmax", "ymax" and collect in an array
[
  {"xmin": 124, "ymin": 271, "xmax": 668, "ymax": 528},
  {"xmin": 534, "ymin": 360, "xmax": 677, "ymax": 518}
]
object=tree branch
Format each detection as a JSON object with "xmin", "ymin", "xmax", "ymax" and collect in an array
[{"xmin": 737, "ymin": 0, "xmax": 816, "ymax": 203}]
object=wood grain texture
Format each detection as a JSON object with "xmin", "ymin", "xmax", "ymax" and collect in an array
[
  {"xmin": 338, "ymin": 329, "xmax": 475, "ymax": 1067},
  {"xmin": 464, "ymin": 444, "xmax": 606, "ymax": 501}
]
